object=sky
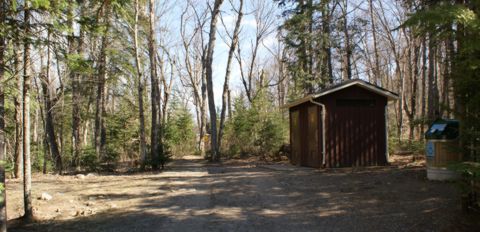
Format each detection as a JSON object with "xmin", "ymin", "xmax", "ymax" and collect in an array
[
  {"xmin": 155, "ymin": 0, "xmax": 283, "ymax": 106},
  {"xmin": 153, "ymin": 0, "xmax": 404, "ymax": 109}
]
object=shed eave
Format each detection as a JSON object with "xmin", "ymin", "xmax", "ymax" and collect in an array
[
  {"xmin": 313, "ymin": 81, "xmax": 399, "ymax": 101},
  {"xmin": 281, "ymin": 79, "xmax": 399, "ymax": 109},
  {"xmin": 280, "ymin": 95, "xmax": 314, "ymax": 109}
]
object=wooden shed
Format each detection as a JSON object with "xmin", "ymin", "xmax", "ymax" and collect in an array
[{"xmin": 284, "ymin": 79, "xmax": 398, "ymax": 168}]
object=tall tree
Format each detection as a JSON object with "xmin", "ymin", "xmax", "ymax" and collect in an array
[
  {"xmin": 179, "ymin": 2, "xmax": 208, "ymax": 157},
  {"xmin": 427, "ymin": 34, "xmax": 439, "ymax": 121},
  {"xmin": 279, "ymin": 0, "xmax": 333, "ymax": 95},
  {"xmin": 236, "ymin": 0, "xmax": 276, "ymax": 102},
  {"xmin": 218, "ymin": 0, "xmax": 244, "ymax": 152},
  {"xmin": 22, "ymin": 1, "xmax": 33, "ymax": 220},
  {"xmin": 368, "ymin": 0, "xmax": 380, "ymax": 85},
  {"xmin": 95, "ymin": 1, "xmax": 112, "ymax": 159},
  {"xmin": 41, "ymin": 31, "xmax": 62, "ymax": 173},
  {"xmin": 69, "ymin": 0, "xmax": 82, "ymax": 168},
  {"xmin": 205, "ymin": 0, "xmax": 224, "ymax": 161},
  {"xmin": 405, "ymin": 0, "xmax": 480, "ymax": 157},
  {"xmin": 133, "ymin": 0, "xmax": 147, "ymax": 170},
  {"xmin": 320, "ymin": 0, "xmax": 333, "ymax": 84},
  {"xmin": 13, "ymin": 40, "xmax": 23, "ymax": 179},
  {"xmin": 340, "ymin": 0, "xmax": 352, "ymax": 80},
  {"xmin": 148, "ymin": 0, "xmax": 162, "ymax": 169},
  {"xmin": 0, "ymin": 0, "xmax": 7, "ymax": 229}
]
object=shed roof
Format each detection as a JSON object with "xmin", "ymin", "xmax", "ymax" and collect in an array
[{"xmin": 282, "ymin": 79, "xmax": 399, "ymax": 109}]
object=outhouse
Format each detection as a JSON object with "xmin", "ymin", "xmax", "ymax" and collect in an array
[{"xmin": 284, "ymin": 79, "xmax": 398, "ymax": 168}]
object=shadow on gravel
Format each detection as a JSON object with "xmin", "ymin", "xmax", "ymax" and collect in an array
[{"xmin": 8, "ymin": 158, "xmax": 480, "ymax": 232}]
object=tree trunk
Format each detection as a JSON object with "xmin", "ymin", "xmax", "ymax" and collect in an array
[
  {"xmin": 148, "ymin": 0, "xmax": 161, "ymax": 169},
  {"xmin": 443, "ymin": 35, "xmax": 454, "ymax": 118},
  {"xmin": 14, "ymin": 41, "xmax": 23, "ymax": 179},
  {"xmin": 218, "ymin": 0, "xmax": 243, "ymax": 152},
  {"xmin": 342, "ymin": 0, "xmax": 352, "ymax": 81},
  {"xmin": 42, "ymin": 136, "xmax": 48, "ymax": 174},
  {"xmin": 368, "ymin": 0, "xmax": 380, "ymax": 85},
  {"xmin": 246, "ymin": 40, "xmax": 260, "ymax": 99},
  {"xmin": 320, "ymin": 0, "xmax": 333, "ymax": 85},
  {"xmin": 22, "ymin": 4, "xmax": 33, "ymax": 220},
  {"xmin": 32, "ymin": 68, "xmax": 47, "ymax": 175},
  {"xmin": 69, "ymin": 1, "xmax": 82, "ymax": 168},
  {"xmin": 0, "ymin": 0, "xmax": 7, "ymax": 229},
  {"xmin": 453, "ymin": 0, "xmax": 465, "ymax": 120},
  {"xmin": 397, "ymin": 65, "xmax": 404, "ymax": 142},
  {"xmin": 306, "ymin": 0, "xmax": 314, "ymax": 90},
  {"xmin": 403, "ymin": 30, "xmax": 419, "ymax": 141},
  {"xmin": 41, "ymin": 33, "xmax": 62, "ymax": 173},
  {"xmin": 410, "ymin": 40, "xmax": 419, "ymax": 140},
  {"xmin": 205, "ymin": 0, "xmax": 224, "ymax": 161},
  {"xmin": 227, "ymin": 89, "xmax": 232, "ymax": 119},
  {"xmin": 200, "ymin": 69, "xmax": 207, "ymax": 157},
  {"xmin": 133, "ymin": 0, "xmax": 147, "ymax": 170},
  {"xmin": 420, "ymin": 38, "xmax": 427, "ymax": 138},
  {"xmin": 95, "ymin": 3, "xmax": 111, "ymax": 160},
  {"xmin": 33, "ymin": 108, "xmax": 38, "ymax": 144},
  {"xmin": 427, "ymin": 36, "xmax": 438, "ymax": 121},
  {"xmin": 160, "ymin": 59, "xmax": 171, "ymax": 168}
]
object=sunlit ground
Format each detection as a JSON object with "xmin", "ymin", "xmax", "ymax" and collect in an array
[{"xmin": 6, "ymin": 156, "xmax": 479, "ymax": 232}]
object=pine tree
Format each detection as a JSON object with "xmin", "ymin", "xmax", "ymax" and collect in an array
[
  {"xmin": 405, "ymin": 0, "xmax": 480, "ymax": 159},
  {"xmin": 278, "ymin": 0, "xmax": 334, "ymax": 96}
]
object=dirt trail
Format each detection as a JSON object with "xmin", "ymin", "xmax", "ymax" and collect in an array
[{"xmin": 7, "ymin": 156, "xmax": 479, "ymax": 232}]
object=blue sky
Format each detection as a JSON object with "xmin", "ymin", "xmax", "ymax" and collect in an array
[{"xmin": 155, "ymin": 0, "xmax": 283, "ymax": 106}]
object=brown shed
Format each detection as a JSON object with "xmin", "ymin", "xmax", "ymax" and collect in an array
[{"xmin": 284, "ymin": 79, "xmax": 398, "ymax": 168}]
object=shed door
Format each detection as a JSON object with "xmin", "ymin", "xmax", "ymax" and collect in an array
[
  {"xmin": 291, "ymin": 110, "xmax": 301, "ymax": 165},
  {"xmin": 333, "ymin": 98, "xmax": 382, "ymax": 167},
  {"xmin": 306, "ymin": 105, "xmax": 320, "ymax": 167}
]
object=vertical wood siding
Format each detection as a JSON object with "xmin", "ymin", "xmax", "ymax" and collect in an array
[{"xmin": 289, "ymin": 85, "xmax": 388, "ymax": 168}]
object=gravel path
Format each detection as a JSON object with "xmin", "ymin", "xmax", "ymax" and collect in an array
[{"xmin": 7, "ymin": 156, "xmax": 479, "ymax": 232}]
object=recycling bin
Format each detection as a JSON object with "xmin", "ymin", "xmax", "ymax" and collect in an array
[{"xmin": 425, "ymin": 119, "xmax": 462, "ymax": 180}]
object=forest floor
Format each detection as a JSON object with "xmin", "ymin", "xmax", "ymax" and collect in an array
[{"xmin": 6, "ymin": 155, "xmax": 480, "ymax": 232}]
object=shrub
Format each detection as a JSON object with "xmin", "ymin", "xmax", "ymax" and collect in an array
[
  {"xmin": 81, "ymin": 147, "xmax": 98, "ymax": 172},
  {"xmin": 223, "ymin": 92, "xmax": 288, "ymax": 159},
  {"xmin": 31, "ymin": 143, "xmax": 54, "ymax": 173},
  {"xmin": 449, "ymin": 162, "xmax": 480, "ymax": 212},
  {"xmin": 164, "ymin": 100, "xmax": 196, "ymax": 157}
]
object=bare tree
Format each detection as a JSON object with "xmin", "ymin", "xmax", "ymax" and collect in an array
[
  {"xmin": 180, "ymin": 2, "xmax": 209, "ymax": 156},
  {"xmin": 160, "ymin": 53, "xmax": 175, "ymax": 127},
  {"xmin": 377, "ymin": 0, "xmax": 406, "ymax": 141},
  {"xmin": 41, "ymin": 31, "xmax": 62, "ymax": 173},
  {"xmin": 218, "ymin": 0, "xmax": 244, "ymax": 152},
  {"xmin": 132, "ymin": 0, "xmax": 147, "ymax": 170},
  {"xmin": 403, "ymin": 35, "xmax": 420, "ymax": 141},
  {"xmin": 148, "ymin": 0, "xmax": 162, "ymax": 169},
  {"xmin": 339, "ymin": 0, "xmax": 356, "ymax": 81},
  {"xmin": 205, "ymin": 0, "xmax": 225, "ymax": 161},
  {"xmin": 236, "ymin": 0, "xmax": 276, "ymax": 102},
  {"xmin": 368, "ymin": 0, "xmax": 380, "ymax": 85}
]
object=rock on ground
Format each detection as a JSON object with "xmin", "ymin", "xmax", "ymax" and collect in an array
[{"xmin": 39, "ymin": 192, "xmax": 53, "ymax": 201}]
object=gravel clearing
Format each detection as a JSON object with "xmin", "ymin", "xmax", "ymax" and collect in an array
[{"xmin": 6, "ymin": 156, "xmax": 480, "ymax": 232}]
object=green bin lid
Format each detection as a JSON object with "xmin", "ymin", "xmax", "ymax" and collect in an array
[{"xmin": 425, "ymin": 119, "xmax": 459, "ymax": 140}]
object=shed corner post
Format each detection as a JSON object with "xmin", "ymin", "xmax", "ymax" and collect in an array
[
  {"xmin": 385, "ymin": 104, "xmax": 389, "ymax": 164},
  {"xmin": 309, "ymin": 99, "xmax": 326, "ymax": 166}
]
